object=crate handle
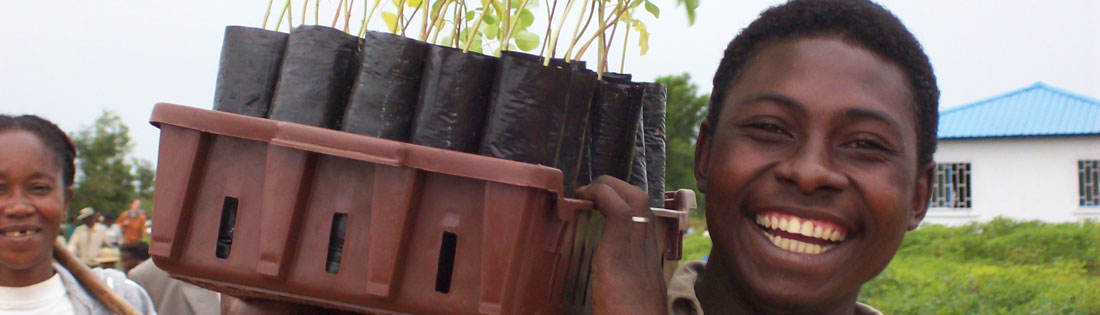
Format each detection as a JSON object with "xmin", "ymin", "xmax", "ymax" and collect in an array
[{"xmin": 557, "ymin": 198, "xmax": 594, "ymax": 222}]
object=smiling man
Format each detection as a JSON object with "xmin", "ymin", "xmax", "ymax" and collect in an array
[{"xmin": 581, "ymin": 0, "xmax": 939, "ymax": 314}]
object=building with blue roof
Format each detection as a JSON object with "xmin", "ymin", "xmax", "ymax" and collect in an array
[{"xmin": 925, "ymin": 83, "xmax": 1100, "ymax": 225}]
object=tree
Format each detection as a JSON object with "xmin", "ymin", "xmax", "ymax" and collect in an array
[
  {"xmin": 69, "ymin": 111, "xmax": 155, "ymax": 220},
  {"xmin": 655, "ymin": 73, "xmax": 708, "ymax": 217}
]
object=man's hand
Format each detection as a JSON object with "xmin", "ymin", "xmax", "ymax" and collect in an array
[{"xmin": 576, "ymin": 175, "xmax": 668, "ymax": 315}]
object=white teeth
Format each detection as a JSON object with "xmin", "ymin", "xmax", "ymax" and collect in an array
[
  {"xmin": 762, "ymin": 230, "xmax": 837, "ymax": 255},
  {"xmin": 778, "ymin": 218, "xmax": 789, "ymax": 231},
  {"xmin": 770, "ymin": 216, "xmax": 779, "ymax": 230},
  {"xmin": 813, "ymin": 225, "xmax": 823, "ymax": 238},
  {"xmin": 800, "ymin": 221, "xmax": 814, "ymax": 237},
  {"xmin": 786, "ymin": 218, "xmax": 800, "ymax": 234}
]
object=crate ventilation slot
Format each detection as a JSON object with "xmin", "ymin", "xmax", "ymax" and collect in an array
[
  {"xmin": 435, "ymin": 231, "xmax": 458, "ymax": 293},
  {"xmin": 325, "ymin": 213, "xmax": 349, "ymax": 274},
  {"xmin": 216, "ymin": 196, "xmax": 239, "ymax": 259}
]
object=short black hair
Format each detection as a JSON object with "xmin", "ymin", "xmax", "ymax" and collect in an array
[
  {"xmin": 120, "ymin": 242, "xmax": 150, "ymax": 261},
  {"xmin": 0, "ymin": 115, "xmax": 76, "ymax": 187},
  {"xmin": 708, "ymin": 0, "xmax": 939, "ymax": 165}
]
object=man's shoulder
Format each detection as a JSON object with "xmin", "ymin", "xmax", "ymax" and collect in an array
[{"xmin": 667, "ymin": 261, "xmax": 707, "ymax": 315}]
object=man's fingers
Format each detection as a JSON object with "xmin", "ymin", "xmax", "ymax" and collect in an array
[
  {"xmin": 576, "ymin": 175, "xmax": 654, "ymax": 223},
  {"xmin": 590, "ymin": 175, "xmax": 652, "ymax": 216}
]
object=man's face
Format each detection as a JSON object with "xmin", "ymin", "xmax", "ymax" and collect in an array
[{"xmin": 695, "ymin": 36, "xmax": 932, "ymax": 309}]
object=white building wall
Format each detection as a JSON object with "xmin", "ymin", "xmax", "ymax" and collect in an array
[{"xmin": 924, "ymin": 136, "xmax": 1100, "ymax": 225}]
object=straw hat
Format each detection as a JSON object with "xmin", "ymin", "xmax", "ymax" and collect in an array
[
  {"xmin": 95, "ymin": 248, "xmax": 120, "ymax": 264},
  {"xmin": 75, "ymin": 207, "xmax": 96, "ymax": 221}
]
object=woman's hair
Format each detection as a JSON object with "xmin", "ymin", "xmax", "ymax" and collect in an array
[{"xmin": 0, "ymin": 115, "xmax": 77, "ymax": 188}]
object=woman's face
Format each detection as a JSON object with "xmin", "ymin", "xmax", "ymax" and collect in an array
[{"xmin": 0, "ymin": 130, "xmax": 67, "ymax": 285}]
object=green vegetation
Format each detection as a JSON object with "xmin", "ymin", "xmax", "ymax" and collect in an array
[
  {"xmin": 677, "ymin": 218, "xmax": 1100, "ymax": 313},
  {"xmin": 69, "ymin": 111, "xmax": 155, "ymax": 219},
  {"xmin": 656, "ymin": 73, "xmax": 709, "ymax": 217}
]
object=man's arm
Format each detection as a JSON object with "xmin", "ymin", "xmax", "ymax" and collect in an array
[{"xmin": 577, "ymin": 176, "xmax": 668, "ymax": 314}]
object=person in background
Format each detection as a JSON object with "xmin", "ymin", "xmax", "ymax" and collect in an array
[
  {"xmin": 1, "ymin": 114, "xmax": 155, "ymax": 314},
  {"xmin": 119, "ymin": 242, "xmax": 150, "ymax": 274},
  {"xmin": 95, "ymin": 248, "xmax": 120, "ymax": 270},
  {"xmin": 116, "ymin": 199, "xmax": 147, "ymax": 244},
  {"xmin": 103, "ymin": 214, "xmax": 123, "ymax": 248},
  {"xmin": 67, "ymin": 207, "xmax": 110, "ymax": 268},
  {"xmin": 129, "ymin": 254, "xmax": 220, "ymax": 314}
]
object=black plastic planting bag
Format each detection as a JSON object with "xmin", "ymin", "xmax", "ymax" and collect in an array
[
  {"xmin": 588, "ymin": 73, "xmax": 644, "ymax": 181},
  {"xmin": 641, "ymin": 83, "xmax": 667, "ymax": 207},
  {"xmin": 629, "ymin": 120, "xmax": 648, "ymax": 192},
  {"xmin": 410, "ymin": 46, "xmax": 497, "ymax": 153},
  {"xmin": 556, "ymin": 61, "xmax": 598, "ymax": 197},
  {"xmin": 342, "ymin": 31, "xmax": 430, "ymax": 141},
  {"xmin": 479, "ymin": 51, "xmax": 572, "ymax": 166},
  {"xmin": 213, "ymin": 26, "xmax": 288, "ymax": 117},
  {"xmin": 269, "ymin": 25, "xmax": 359, "ymax": 128}
]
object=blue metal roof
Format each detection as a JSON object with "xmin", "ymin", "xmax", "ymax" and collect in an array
[{"xmin": 938, "ymin": 82, "xmax": 1100, "ymax": 139}]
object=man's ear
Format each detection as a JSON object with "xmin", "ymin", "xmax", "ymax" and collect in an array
[
  {"xmin": 908, "ymin": 163, "xmax": 935, "ymax": 230},
  {"xmin": 694, "ymin": 121, "xmax": 713, "ymax": 193}
]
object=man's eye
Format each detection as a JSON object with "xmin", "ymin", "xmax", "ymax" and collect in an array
[
  {"xmin": 842, "ymin": 139, "xmax": 888, "ymax": 151},
  {"xmin": 30, "ymin": 184, "xmax": 53, "ymax": 195},
  {"xmin": 748, "ymin": 122, "xmax": 791, "ymax": 137}
]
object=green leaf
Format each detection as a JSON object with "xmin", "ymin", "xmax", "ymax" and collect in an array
[
  {"xmin": 485, "ymin": 22, "xmax": 499, "ymax": 40},
  {"xmin": 635, "ymin": 22, "xmax": 649, "ymax": 55},
  {"xmin": 466, "ymin": 10, "xmax": 477, "ymax": 21},
  {"xmin": 644, "ymin": 1, "xmax": 660, "ymax": 19},
  {"xmin": 629, "ymin": 0, "xmax": 644, "ymax": 9},
  {"xmin": 407, "ymin": 0, "xmax": 423, "ymax": 7},
  {"xmin": 516, "ymin": 9, "xmax": 535, "ymax": 30},
  {"xmin": 513, "ymin": 30, "xmax": 539, "ymax": 51},
  {"xmin": 382, "ymin": 11, "xmax": 399, "ymax": 33},
  {"xmin": 484, "ymin": 13, "xmax": 498, "ymax": 25}
]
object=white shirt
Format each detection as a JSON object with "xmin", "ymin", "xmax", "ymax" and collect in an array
[{"xmin": 0, "ymin": 273, "xmax": 77, "ymax": 315}]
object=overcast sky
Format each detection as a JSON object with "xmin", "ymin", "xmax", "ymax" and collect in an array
[{"xmin": 2, "ymin": 0, "xmax": 1098, "ymax": 165}]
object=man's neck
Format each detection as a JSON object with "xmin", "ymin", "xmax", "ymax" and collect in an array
[{"xmin": 695, "ymin": 256, "xmax": 860, "ymax": 315}]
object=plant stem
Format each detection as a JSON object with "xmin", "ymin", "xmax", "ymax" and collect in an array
[
  {"xmin": 302, "ymin": 0, "xmax": 309, "ymax": 25},
  {"xmin": 463, "ymin": 0, "xmax": 492, "ymax": 53},
  {"xmin": 539, "ymin": 0, "xmax": 558, "ymax": 58},
  {"xmin": 395, "ymin": 0, "xmax": 407, "ymax": 35},
  {"xmin": 316, "ymin": 0, "xmax": 320, "ymax": 24},
  {"xmin": 360, "ymin": 0, "xmax": 383, "ymax": 37},
  {"xmin": 598, "ymin": 0, "xmax": 606, "ymax": 74},
  {"xmin": 428, "ymin": 0, "xmax": 453, "ymax": 42},
  {"xmin": 620, "ymin": 20, "xmax": 628, "ymax": 73},
  {"xmin": 285, "ymin": 0, "xmax": 294, "ymax": 31},
  {"xmin": 402, "ymin": 1, "xmax": 423, "ymax": 36},
  {"xmin": 502, "ymin": 0, "xmax": 531, "ymax": 52},
  {"xmin": 543, "ymin": 0, "xmax": 574, "ymax": 65},
  {"xmin": 262, "ymin": 0, "xmax": 275, "ymax": 29},
  {"xmin": 345, "ymin": 0, "xmax": 355, "ymax": 32},
  {"xmin": 419, "ymin": 0, "xmax": 430, "ymax": 40},
  {"xmin": 572, "ymin": 2, "xmax": 626, "ymax": 64},
  {"xmin": 333, "ymin": 0, "xmax": 345, "ymax": 27},
  {"xmin": 274, "ymin": 0, "xmax": 291, "ymax": 32},
  {"xmin": 562, "ymin": 0, "xmax": 591, "ymax": 62}
]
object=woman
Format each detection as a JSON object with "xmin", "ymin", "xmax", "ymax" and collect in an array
[{"xmin": 0, "ymin": 114, "xmax": 156, "ymax": 314}]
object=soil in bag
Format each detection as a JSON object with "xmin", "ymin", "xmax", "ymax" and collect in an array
[
  {"xmin": 342, "ymin": 31, "xmax": 430, "ymax": 141},
  {"xmin": 409, "ymin": 45, "xmax": 498, "ymax": 153},
  {"xmin": 587, "ymin": 73, "xmax": 644, "ymax": 181},
  {"xmin": 479, "ymin": 51, "xmax": 572, "ymax": 166},
  {"xmin": 629, "ymin": 120, "xmax": 648, "ymax": 192},
  {"xmin": 212, "ymin": 26, "xmax": 288, "ymax": 117},
  {"xmin": 555, "ymin": 61, "xmax": 598, "ymax": 197},
  {"xmin": 640, "ymin": 82, "xmax": 667, "ymax": 207},
  {"xmin": 268, "ymin": 25, "xmax": 359, "ymax": 128}
]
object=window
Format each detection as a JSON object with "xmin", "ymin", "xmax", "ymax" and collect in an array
[
  {"xmin": 1081, "ymin": 160, "xmax": 1100, "ymax": 207},
  {"xmin": 930, "ymin": 163, "xmax": 971, "ymax": 208}
]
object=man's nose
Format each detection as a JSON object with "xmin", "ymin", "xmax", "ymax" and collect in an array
[{"xmin": 773, "ymin": 140, "xmax": 848, "ymax": 194}]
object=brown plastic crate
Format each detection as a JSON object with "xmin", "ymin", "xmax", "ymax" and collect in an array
[{"xmin": 147, "ymin": 103, "xmax": 694, "ymax": 314}]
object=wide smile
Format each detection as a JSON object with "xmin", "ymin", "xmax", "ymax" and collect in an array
[{"xmin": 752, "ymin": 211, "xmax": 850, "ymax": 255}]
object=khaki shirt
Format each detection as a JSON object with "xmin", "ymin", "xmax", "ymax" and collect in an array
[{"xmin": 667, "ymin": 261, "xmax": 882, "ymax": 315}]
